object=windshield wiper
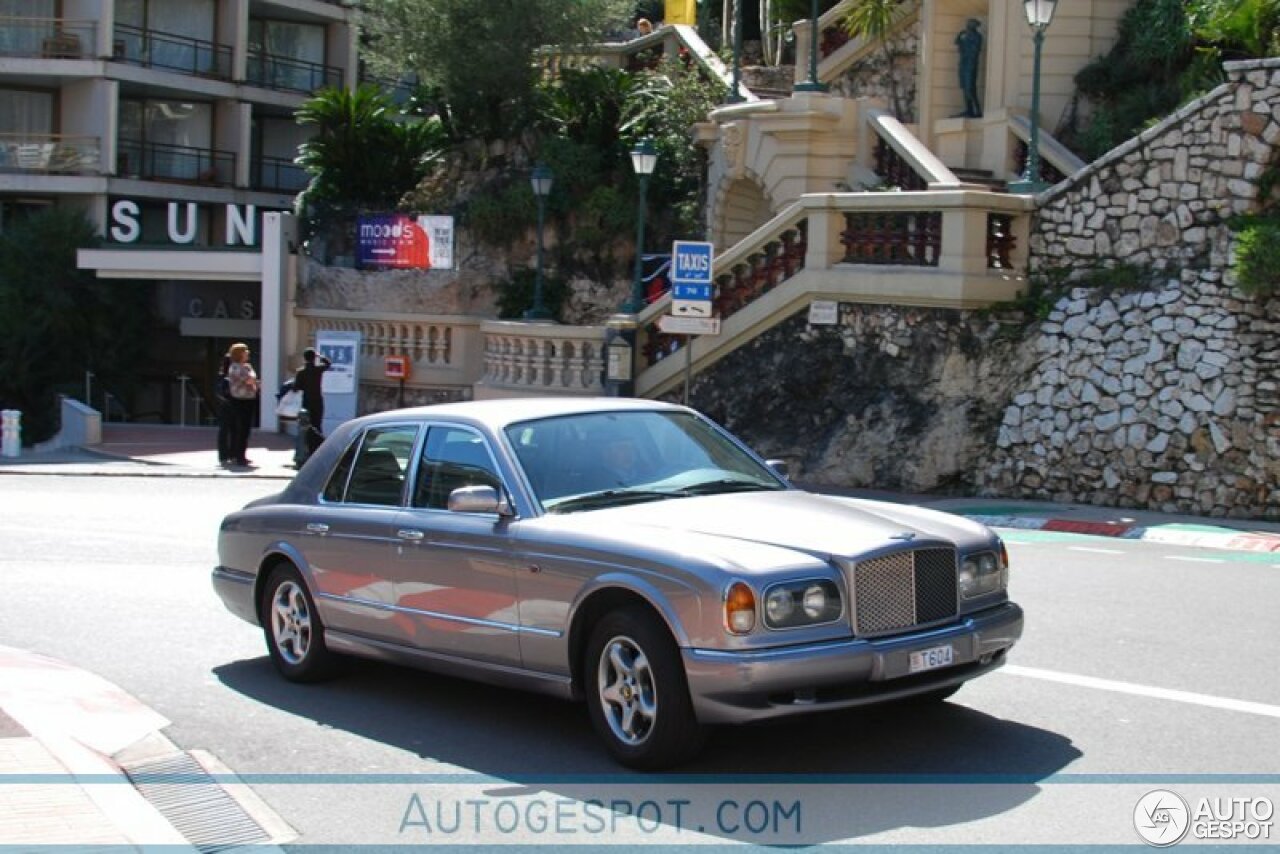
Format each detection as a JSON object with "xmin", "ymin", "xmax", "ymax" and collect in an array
[
  {"xmin": 676, "ymin": 478, "xmax": 778, "ymax": 496},
  {"xmin": 545, "ymin": 489, "xmax": 680, "ymax": 514}
]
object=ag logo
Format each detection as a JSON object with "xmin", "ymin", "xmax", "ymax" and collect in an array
[{"xmin": 1134, "ymin": 789, "xmax": 1190, "ymax": 846}]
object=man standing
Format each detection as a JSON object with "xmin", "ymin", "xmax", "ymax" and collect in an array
[{"xmin": 294, "ymin": 348, "xmax": 332, "ymax": 449}]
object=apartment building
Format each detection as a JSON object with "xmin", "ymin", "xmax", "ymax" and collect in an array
[{"xmin": 0, "ymin": 0, "xmax": 358, "ymax": 422}]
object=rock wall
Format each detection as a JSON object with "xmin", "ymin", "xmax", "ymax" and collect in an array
[
  {"xmin": 688, "ymin": 305, "xmax": 1036, "ymax": 494},
  {"xmin": 692, "ymin": 60, "xmax": 1280, "ymax": 519},
  {"xmin": 982, "ymin": 59, "xmax": 1280, "ymax": 518},
  {"xmin": 827, "ymin": 19, "xmax": 920, "ymax": 122}
]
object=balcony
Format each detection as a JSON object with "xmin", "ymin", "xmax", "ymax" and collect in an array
[
  {"xmin": 252, "ymin": 154, "xmax": 308, "ymax": 193},
  {"xmin": 112, "ymin": 25, "xmax": 232, "ymax": 80},
  {"xmin": 246, "ymin": 51, "xmax": 340, "ymax": 94},
  {"xmin": 0, "ymin": 17, "xmax": 96, "ymax": 59},
  {"xmin": 117, "ymin": 140, "xmax": 234, "ymax": 186},
  {"xmin": 0, "ymin": 133, "xmax": 101, "ymax": 173}
]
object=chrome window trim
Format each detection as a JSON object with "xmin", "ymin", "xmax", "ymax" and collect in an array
[
  {"xmin": 318, "ymin": 421, "xmax": 425, "ymax": 508},
  {"xmin": 316, "ymin": 591, "xmax": 561, "ymax": 638}
]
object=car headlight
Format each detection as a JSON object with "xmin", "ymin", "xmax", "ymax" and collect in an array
[
  {"xmin": 762, "ymin": 580, "xmax": 842, "ymax": 629},
  {"xmin": 960, "ymin": 545, "xmax": 1008, "ymax": 599}
]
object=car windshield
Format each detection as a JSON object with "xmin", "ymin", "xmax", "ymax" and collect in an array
[{"xmin": 504, "ymin": 410, "xmax": 787, "ymax": 513}]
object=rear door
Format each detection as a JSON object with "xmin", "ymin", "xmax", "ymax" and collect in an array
[{"xmin": 303, "ymin": 422, "xmax": 422, "ymax": 644}]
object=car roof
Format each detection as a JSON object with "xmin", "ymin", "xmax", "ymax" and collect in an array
[{"xmin": 354, "ymin": 396, "xmax": 688, "ymax": 432}]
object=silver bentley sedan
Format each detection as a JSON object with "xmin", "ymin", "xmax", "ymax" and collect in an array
[{"xmin": 213, "ymin": 397, "xmax": 1022, "ymax": 768}]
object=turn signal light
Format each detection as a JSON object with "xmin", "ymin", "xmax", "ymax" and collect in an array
[{"xmin": 724, "ymin": 581, "xmax": 756, "ymax": 634}]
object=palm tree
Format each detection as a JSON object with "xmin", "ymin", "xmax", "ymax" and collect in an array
[
  {"xmin": 295, "ymin": 85, "xmax": 446, "ymax": 215},
  {"xmin": 842, "ymin": 0, "xmax": 908, "ymax": 119}
]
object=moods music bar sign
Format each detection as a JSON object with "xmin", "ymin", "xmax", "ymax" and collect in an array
[{"xmin": 357, "ymin": 214, "xmax": 455, "ymax": 270}]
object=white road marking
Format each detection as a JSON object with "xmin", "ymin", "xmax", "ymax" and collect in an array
[
  {"xmin": 1002, "ymin": 664, "xmax": 1280, "ymax": 719},
  {"xmin": 1165, "ymin": 555, "xmax": 1225, "ymax": 564},
  {"xmin": 1066, "ymin": 546, "xmax": 1125, "ymax": 554}
]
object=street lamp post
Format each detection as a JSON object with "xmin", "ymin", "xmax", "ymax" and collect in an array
[
  {"xmin": 728, "ymin": 0, "xmax": 744, "ymax": 102},
  {"xmin": 621, "ymin": 139, "xmax": 658, "ymax": 315},
  {"xmin": 793, "ymin": 0, "xmax": 828, "ymax": 93},
  {"xmin": 524, "ymin": 163, "xmax": 554, "ymax": 320},
  {"xmin": 1008, "ymin": 0, "xmax": 1058, "ymax": 194}
]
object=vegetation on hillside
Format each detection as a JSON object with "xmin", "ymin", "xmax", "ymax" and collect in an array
[
  {"xmin": 361, "ymin": 0, "xmax": 633, "ymax": 143},
  {"xmin": 1064, "ymin": 0, "xmax": 1279, "ymax": 162}
]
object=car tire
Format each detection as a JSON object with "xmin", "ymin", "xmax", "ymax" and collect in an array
[
  {"xmin": 584, "ymin": 606, "xmax": 706, "ymax": 770},
  {"xmin": 261, "ymin": 565, "xmax": 337, "ymax": 682}
]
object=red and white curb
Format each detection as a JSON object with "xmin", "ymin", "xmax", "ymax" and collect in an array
[{"xmin": 964, "ymin": 515, "xmax": 1280, "ymax": 554}]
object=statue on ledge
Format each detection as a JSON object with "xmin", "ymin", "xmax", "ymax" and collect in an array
[{"xmin": 955, "ymin": 19, "xmax": 984, "ymax": 118}]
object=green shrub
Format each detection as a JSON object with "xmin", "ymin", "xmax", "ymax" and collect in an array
[
  {"xmin": 495, "ymin": 268, "xmax": 570, "ymax": 320},
  {"xmin": 1233, "ymin": 218, "xmax": 1280, "ymax": 296}
]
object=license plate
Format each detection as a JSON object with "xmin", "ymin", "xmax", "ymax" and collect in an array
[{"xmin": 909, "ymin": 644, "xmax": 954, "ymax": 674}]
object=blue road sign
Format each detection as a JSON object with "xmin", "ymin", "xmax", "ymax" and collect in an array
[
  {"xmin": 673, "ymin": 282, "xmax": 712, "ymax": 301},
  {"xmin": 671, "ymin": 240, "xmax": 714, "ymax": 285}
]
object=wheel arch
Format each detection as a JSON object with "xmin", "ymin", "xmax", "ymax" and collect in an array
[
  {"xmin": 253, "ymin": 544, "xmax": 315, "ymax": 625},
  {"xmin": 567, "ymin": 580, "xmax": 688, "ymax": 700}
]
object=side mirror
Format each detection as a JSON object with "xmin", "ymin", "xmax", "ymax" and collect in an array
[
  {"xmin": 447, "ymin": 484, "xmax": 514, "ymax": 517},
  {"xmin": 766, "ymin": 459, "xmax": 791, "ymax": 479}
]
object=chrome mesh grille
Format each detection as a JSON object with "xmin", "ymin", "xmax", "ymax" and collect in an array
[{"xmin": 852, "ymin": 547, "xmax": 958, "ymax": 636}]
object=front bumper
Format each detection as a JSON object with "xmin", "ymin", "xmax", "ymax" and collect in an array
[{"xmin": 682, "ymin": 602, "xmax": 1023, "ymax": 724}]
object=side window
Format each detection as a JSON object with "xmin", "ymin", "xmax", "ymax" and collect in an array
[
  {"xmin": 412, "ymin": 426, "xmax": 502, "ymax": 510},
  {"xmin": 342, "ymin": 425, "xmax": 420, "ymax": 506},
  {"xmin": 321, "ymin": 436, "xmax": 359, "ymax": 502}
]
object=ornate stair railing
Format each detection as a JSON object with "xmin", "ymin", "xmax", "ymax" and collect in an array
[
  {"xmin": 793, "ymin": 0, "xmax": 918, "ymax": 90},
  {"xmin": 635, "ymin": 188, "xmax": 1035, "ymax": 399},
  {"xmin": 540, "ymin": 23, "xmax": 758, "ymax": 103}
]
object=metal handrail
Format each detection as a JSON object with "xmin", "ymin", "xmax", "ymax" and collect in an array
[
  {"xmin": 0, "ymin": 16, "xmax": 96, "ymax": 58},
  {"xmin": 246, "ymin": 49, "xmax": 341, "ymax": 94},
  {"xmin": 0, "ymin": 133, "xmax": 102, "ymax": 173},
  {"xmin": 112, "ymin": 23, "xmax": 231, "ymax": 79},
  {"xmin": 252, "ymin": 154, "xmax": 308, "ymax": 193},
  {"xmin": 117, "ymin": 139, "xmax": 235, "ymax": 186}
]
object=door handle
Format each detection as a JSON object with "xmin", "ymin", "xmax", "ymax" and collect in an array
[
  {"xmin": 397, "ymin": 528, "xmax": 425, "ymax": 542},
  {"xmin": 305, "ymin": 522, "xmax": 330, "ymax": 534}
]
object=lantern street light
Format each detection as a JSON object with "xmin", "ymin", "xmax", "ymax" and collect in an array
[
  {"xmin": 793, "ymin": 0, "xmax": 828, "ymax": 93},
  {"xmin": 621, "ymin": 138, "xmax": 658, "ymax": 315},
  {"xmin": 1008, "ymin": 0, "xmax": 1058, "ymax": 194},
  {"xmin": 524, "ymin": 163, "xmax": 554, "ymax": 320}
]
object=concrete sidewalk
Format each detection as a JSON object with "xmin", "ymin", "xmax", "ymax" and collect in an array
[
  {"xmin": 2, "ymin": 423, "xmax": 1278, "ymax": 553},
  {"xmin": 0, "ymin": 646, "xmax": 290, "ymax": 851}
]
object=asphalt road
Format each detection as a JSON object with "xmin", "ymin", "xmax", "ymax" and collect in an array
[{"xmin": 1, "ymin": 475, "xmax": 1277, "ymax": 846}]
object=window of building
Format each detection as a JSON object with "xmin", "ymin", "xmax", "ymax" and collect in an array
[
  {"xmin": 118, "ymin": 100, "xmax": 215, "ymax": 182},
  {"xmin": 0, "ymin": 1, "xmax": 55, "ymax": 56},
  {"xmin": 248, "ymin": 19, "xmax": 329, "ymax": 92},
  {"xmin": 116, "ymin": 0, "xmax": 217, "ymax": 74}
]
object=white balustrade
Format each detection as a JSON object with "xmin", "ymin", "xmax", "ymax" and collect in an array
[{"xmin": 475, "ymin": 321, "xmax": 607, "ymax": 399}]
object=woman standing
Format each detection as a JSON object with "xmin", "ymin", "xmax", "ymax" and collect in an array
[{"xmin": 226, "ymin": 342, "xmax": 260, "ymax": 466}]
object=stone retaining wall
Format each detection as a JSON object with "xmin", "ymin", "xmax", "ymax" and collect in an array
[
  {"xmin": 983, "ymin": 59, "xmax": 1280, "ymax": 518},
  {"xmin": 693, "ymin": 60, "xmax": 1279, "ymax": 520}
]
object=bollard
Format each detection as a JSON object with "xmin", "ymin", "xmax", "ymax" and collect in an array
[
  {"xmin": 294, "ymin": 408, "xmax": 311, "ymax": 469},
  {"xmin": 1, "ymin": 410, "xmax": 20, "ymax": 458}
]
